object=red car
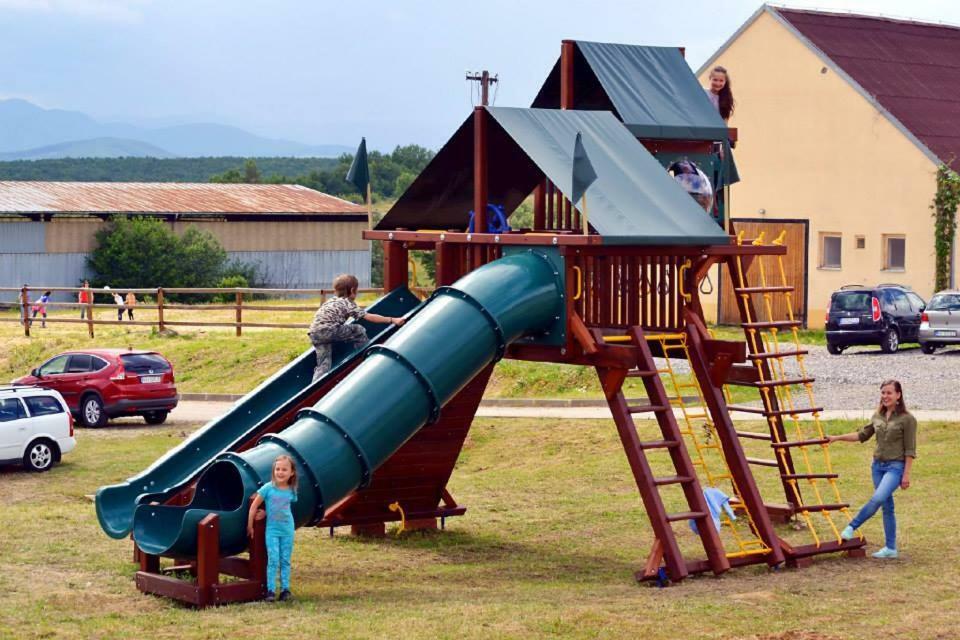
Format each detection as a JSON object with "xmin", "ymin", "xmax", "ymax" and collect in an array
[{"xmin": 13, "ymin": 349, "xmax": 179, "ymax": 427}]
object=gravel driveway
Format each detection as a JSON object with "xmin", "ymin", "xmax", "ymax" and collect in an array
[
  {"xmin": 657, "ymin": 343, "xmax": 960, "ymax": 410},
  {"xmin": 801, "ymin": 343, "xmax": 960, "ymax": 410}
]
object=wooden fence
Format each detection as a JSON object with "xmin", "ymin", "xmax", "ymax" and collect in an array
[{"xmin": 0, "ymin": 286, "xmax": 408, "ymax": 338}]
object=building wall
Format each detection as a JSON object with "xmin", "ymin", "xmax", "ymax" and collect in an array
[
  {"xmin": 698, "ymin": 10, "xmax": 945, "ymax": 328},
  {"xmin": 0, "ymin": 219, "xmax": 371, "ymax": 296}
]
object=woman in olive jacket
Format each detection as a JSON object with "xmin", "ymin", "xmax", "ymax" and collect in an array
[{"xmin": 828, "ymin": 380, "xmax": 916, "ymax": 559}]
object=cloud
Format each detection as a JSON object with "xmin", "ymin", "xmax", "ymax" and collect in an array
[{"xmin": 0, "ymin": 0, "xmax": 151, "ymax": 22}]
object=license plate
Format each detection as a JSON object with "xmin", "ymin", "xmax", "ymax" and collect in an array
[
  {"xmin": 141, "ymin": 375, "xmax": 162, "ymax": 384},
  {"xmin": 935, "ymin": 330, "xmax": 957, "ymax": 337},
  {"xmin": 839, "ymin": 317, "xmax": 860, "ymax": 326}
]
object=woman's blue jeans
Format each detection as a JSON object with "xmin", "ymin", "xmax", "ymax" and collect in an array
[
  {"xmin": 850, "ymin": 459, "xmax": 904, "ymax": 550},
  {"xmin": 266, "ymin": 533, "xmax": 294, "ymax": 592}
]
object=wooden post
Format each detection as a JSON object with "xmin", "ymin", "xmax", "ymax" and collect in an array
[
  {"xmin": 138, "ymin": 547, "xmax": 160, "ymax": 573},
  {"xmin": 156, "ymin": 288, "xmax": 165, "ymax": 333},
  {"xmin": 533, "ymin": 181, "xmax": 546, "ymax": 230},
  {"xmin": 383, "ymin": 241, "xmax": 409, "ymax": 291},
  {"xmin": 235, "ymin": 290, "xmax": 243, "ymax": 337},
  {"xmin": 20, "ymin": 286, "xmax": 29, "ymax": 337},
  {"xmin": 196, "ymin": 513, "xmax": 220, "ymax": 607},
  {"xmin": 473, "ymin": 106, "xmax": 488, "ymax": 235},
  {"xmin": 86, "ymin": 290, "xmax": 95, "ymax": 339},
  {"xmin": 435, "ymin": 242, "xmax": 459, "ymax": 287},
  {"xmin": 561, "ymin": 40, "xmax": 575, "ymax": 109},
  {"xmin": 248, "ymin": 501, "xmax": 267, "ymax": 596}
]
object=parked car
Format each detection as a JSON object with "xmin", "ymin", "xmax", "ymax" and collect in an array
[
  {"xmin": 0, "ymin": 386, "xmax": 75, "ymax": 471},
  {"xmin": 825, "ymin": 284, "xmax": 926, "ymax": 354},
  {"xmin": 12, "ymin": 349, "xmax": 178, "ymax": 427},
  {"xmin": 919, "ymin": 290, "xmax": 960, "ymax": 354}
]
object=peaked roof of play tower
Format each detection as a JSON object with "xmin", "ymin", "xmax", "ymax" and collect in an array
[{"xmin": 375, "ymin": 107, "xmax": 729, "ymax": 246}]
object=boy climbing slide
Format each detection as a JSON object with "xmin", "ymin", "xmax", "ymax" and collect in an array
[{"xmin": 308, "ymin": 274, "xmax": 405, "ymax": 382}]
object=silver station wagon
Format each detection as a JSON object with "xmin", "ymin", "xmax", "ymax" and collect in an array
[{"xmin": 919, "ymin": 290, "xmax": 960, "ymax": 354}]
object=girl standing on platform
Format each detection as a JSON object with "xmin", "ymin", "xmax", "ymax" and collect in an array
[
  {"xmin": 248, "ymin": 455, "xmax": 299, "ymax": 601},
  {"xmin": 828, "ymin": 380, "xmax": 917, "ymax": 559},
  {"xmin": 705, "ymin": 65, "xmax": 735, "ymax": 122}
]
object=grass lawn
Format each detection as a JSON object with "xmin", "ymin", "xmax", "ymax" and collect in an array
[{"xmin": 0, "ymin": 417, "xmax": 955, "ymax": 639}]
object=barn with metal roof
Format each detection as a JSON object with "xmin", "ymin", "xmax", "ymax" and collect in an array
[{"xmin": 0, "ymin": 182, "xmax": 370, "ymax": 291}]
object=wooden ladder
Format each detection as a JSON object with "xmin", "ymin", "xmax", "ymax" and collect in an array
[{"xmin": 594, "ymin": 326, "xmax": 729, "ymax": 582}]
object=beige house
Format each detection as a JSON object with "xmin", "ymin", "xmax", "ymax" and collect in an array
[{"xmin": 697, "ymin": 5, "xmax": 960, "ymax": 328}]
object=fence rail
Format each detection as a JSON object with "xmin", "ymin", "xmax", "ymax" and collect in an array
[{"xmin": 0, "ymin": 285, "xmax": 414, "ymax": 338}]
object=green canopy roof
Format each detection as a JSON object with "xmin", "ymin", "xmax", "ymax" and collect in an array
[
  {"xmin": 376, "ymin": 107, "xmax": 729, "ymax": 246},
  {"xmin": 532, "ymin": 41, "xmax": 730, "ymax": 141}
]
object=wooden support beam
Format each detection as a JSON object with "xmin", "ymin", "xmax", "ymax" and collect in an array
[
  {"xmin": 561, "ymin": 40, "xmax": 575, "ymax": 109},
  {"xmin": 568, "ymin": 311, "xmax": 598, "ymax": 354},
  {"xmin": 383, "ymin": 240, "xmax": 409, "ymax": 291},
  {"xmin": 196, "ymin": 513, "xmax": 220, "ymax": 607},
  {"xmin": 473, "ymin": 107, "xmax": 488, "ymax": 234}
]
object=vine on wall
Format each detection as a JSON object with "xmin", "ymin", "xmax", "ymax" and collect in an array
[{"xmin": 931, "ymin": 163, "xmax": 960, "ymax": 292}]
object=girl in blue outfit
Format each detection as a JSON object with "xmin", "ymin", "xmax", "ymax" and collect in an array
[{"xmin": 248, "ymin": 454, "xmax": 298, "ymax": 601}]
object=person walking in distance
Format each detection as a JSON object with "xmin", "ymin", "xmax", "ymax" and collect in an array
[
  {"xmin": 125, "ymin": 291, "xmax": 137, "ymax": 321},
  {"xmin": 78, "ymin": 280, "xmax": 92, "ymax": 319}
]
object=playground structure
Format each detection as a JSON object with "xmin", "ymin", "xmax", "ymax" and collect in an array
[{"xmin": 96, "ymin": 39, "xmax": 865, "ymax": 607}]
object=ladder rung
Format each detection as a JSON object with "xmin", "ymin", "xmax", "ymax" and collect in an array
[
  {"xmin": 627, "ymin": 404, "xmax": 669, "ymax": 414},
  {"xmin": 727, "ymin": 405, "xmax": 766, "ymax": 415},
  {"xmin": 626, "ymin": 370, "xmax": 658, "ymax": 378},
  {"xmin": 770, "ymin": 438, "xmax": 829, "ymax": 449},
  {"xmin": 797, "ymin": 503, "xmax": 850, "ymax": 513},
  {"xmin": 737, "ymin": 377, "xmax": 815, "ymax": 389},
  {"xmin": 747, "ymin": 349, "xmax": 809, "ymax": 360},
  {"xmin": 746, "ymin": 457, "xmax": 780, "ymax": 468},
  {"xmin": 653, "ymin": 475, "xmax": 694, "ymax": 486},
  {"xmin": 740, "ymin": 320, "xmax": 803, "ymax": 330},
  {"xmin": 782, "ymin": 473, "xmax": 839, "ymax": 480},
  {"xmin": 638, "ymin": 439, "xmax": 680, "ymax": 450},
  {"xmin": 666, "ymin": 510, "xmax": 707, "ymax": 522},
  {"xmin": 728, "ymin": 405, "xmax": 824, "ymax": 418},
  {"xmin": 734, "ymin": 286, "xmax": 794, "ymax": 294},
  {"xmin": 735, "ymin": 430, "xmax": 772, "ymax": 441}
]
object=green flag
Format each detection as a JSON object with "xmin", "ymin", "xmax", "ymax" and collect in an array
[
  {"xmin": 571, "ymin": 131, "xmax": 597, "ymax": 204},
  {"xmin": 346, "ymin": 137, "xmax": 369, "ymax": 195}
]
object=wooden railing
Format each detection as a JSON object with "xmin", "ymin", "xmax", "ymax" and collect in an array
[
  {"xmin": 567, "ymin": 251, "xmax": 693, "ymax": 332},
  {"xmin": 0, "ymin": 286, "xmax": 403, "ymax": 338}
]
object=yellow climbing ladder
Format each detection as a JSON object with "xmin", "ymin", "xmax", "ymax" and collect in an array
[
  {"xmin": 646, "ymin": 332, "xmax": 771, "ymax": 559},
  {"xmin": 725, "ymin": 230, "xmax": 856, "ymax": 547}
]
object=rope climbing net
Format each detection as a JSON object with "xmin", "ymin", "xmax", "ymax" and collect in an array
[
  {"xmin": 730, "ymin": 230, "xmax": 856, "ymax": 547},
  {"xmin": 647, "ymin": 332, "xmax": 771, "ymax": 559}
]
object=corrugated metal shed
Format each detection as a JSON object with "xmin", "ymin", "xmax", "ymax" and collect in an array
[
  {"xmin": 0, "ymin": 182, "xmax": 366, "ymax": 216},
  {"xmin": 775, "ymin": 8, "xmax": 960, "ymax": 164},
  {"xmin": 227, "ymin": 251, "xmax": 371, "ymax": 289}
]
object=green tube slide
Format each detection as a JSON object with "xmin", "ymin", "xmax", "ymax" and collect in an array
[
  {"xmin": 95, "ymin": 287, "xmax": 422, "ymax": 540},
  {"xmin": 131, "ymin": 250, "xmax": 563, "ymax": 557}
]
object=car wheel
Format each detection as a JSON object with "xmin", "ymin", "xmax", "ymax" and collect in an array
[
  {"xmin": 80, "ymin": 394, "xmax": 107, "ymax": 428},
  {"xmin": 880, "ymin": 328, "xmax": 900, "ymax": 354},
  {"xmin": 143, "ymin": 410, "xmax": 169, "ymax": 425},
  {"xmin": 921, "ymin": 343, "xmax": 937, "ymax": 355},
  {"xmin": 827, "ymin": 343, "xmax": 843, "ymax": 355},
  {"xmin": 24, "ymin": 439, "xmax": 58, "ymax": 472}
]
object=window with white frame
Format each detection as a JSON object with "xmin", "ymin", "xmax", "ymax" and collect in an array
[
  {"xmin": 820, "ymin": 233, "xmax": 841, "ymax": 269},
  {"xmin": 883, "ymin": 235, "xmax": 906, "ymax": 271}
]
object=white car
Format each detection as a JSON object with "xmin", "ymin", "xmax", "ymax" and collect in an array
[{"xmin": 0, "ymin": 386, "xmax": 76, "ymax": 471}]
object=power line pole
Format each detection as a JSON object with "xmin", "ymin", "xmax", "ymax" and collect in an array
[{"xmin": 466, "ymin": 70, "xmax": 498, "ymax": 106}]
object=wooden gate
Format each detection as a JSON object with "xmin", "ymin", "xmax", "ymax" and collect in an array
[{"xmin": 719, "ymin": 219, "xmax": 809, "ymax": 326}]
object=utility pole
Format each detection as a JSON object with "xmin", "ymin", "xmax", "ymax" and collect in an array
[{"xmin": 466, "ymin": 70, "xmax": 498, "ymax": 106}]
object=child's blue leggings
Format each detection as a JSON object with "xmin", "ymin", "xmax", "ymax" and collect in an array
[{"xmin": 266, "ymin": 533, "xmax": 294, "ymax": 592}]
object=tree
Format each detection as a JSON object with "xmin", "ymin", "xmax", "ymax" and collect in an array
[{"xmin": 86, "ymin": 216, "xmax": 227, "ymax": 290}]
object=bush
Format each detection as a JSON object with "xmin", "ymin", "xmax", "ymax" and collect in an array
[
  {"xmin": 212, "ymin": 275, "xmax": 249, "ymax": 303},
  {"xmin": 87, "ymin": 216, "xmax": 228, "ymax": 292}
]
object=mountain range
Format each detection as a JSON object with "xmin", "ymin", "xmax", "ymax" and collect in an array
[{"xmin": 0, "ymin": 99, "xmax": 353, "ymax": 159}]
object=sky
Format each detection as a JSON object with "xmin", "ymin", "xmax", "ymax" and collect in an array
[{"xmin": 1, "ymin": 0, "xmax": 958, "ymax": 150}]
